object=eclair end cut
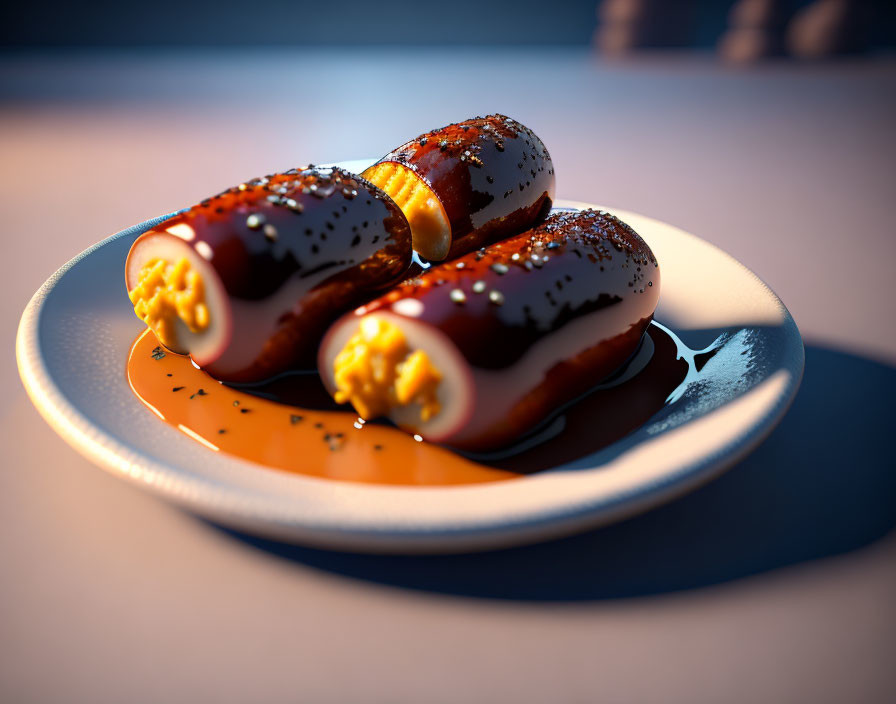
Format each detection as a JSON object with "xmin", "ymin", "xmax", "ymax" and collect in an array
[
  {"xmin": 332, "ymin": 317, "xmax": 442, "ymax": 423},
  {"xmin": 362, "ymin": 162, "xmax": 451, "ymax": 261},
  {"xmin": 128, "ymin": 257, "xmax": 209, "ymax": 350}
]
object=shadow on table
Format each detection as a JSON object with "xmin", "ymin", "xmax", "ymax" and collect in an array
[{"xmin": 212, "ymin": 344, "xmax": 896, "ymax": 601}]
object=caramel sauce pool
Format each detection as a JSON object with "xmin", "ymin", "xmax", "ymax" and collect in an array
[{"xmin": 127, "ymin": 325, "xmax": 690, "ymax": 486}]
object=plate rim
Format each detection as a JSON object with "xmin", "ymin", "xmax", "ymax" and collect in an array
[{"xmin": 16, "ymin": 197, "xmax": 804, "ymax": 553}]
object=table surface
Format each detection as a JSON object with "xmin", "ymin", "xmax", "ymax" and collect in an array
[{"xmin": 2, "ymin": 49, "xmax": 895, "ymax": 703}]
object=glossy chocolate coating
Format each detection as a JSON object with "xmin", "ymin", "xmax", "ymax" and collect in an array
[
  {"xmin": 375, "ymin": 114, "xmax": 555, "ymax": 260},
  {"xmin": 358, "ymin": 209, "xmax": 660, "ymax": 450},
  {"xmin": 136, "ymin": 166, "xmax": 412, "ymax": 382}
]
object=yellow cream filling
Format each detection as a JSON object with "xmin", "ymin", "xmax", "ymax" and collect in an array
[
  {"xmin": 362, "ymin": 162, "xmax": 451, "ymax": 261},
  {"xmin": 128, "ymin": 257, "xmax": 209, "ymax": 350},
  {"xmin": 333, "ymin": 317, "xmax": 442, "ymax": 423}
]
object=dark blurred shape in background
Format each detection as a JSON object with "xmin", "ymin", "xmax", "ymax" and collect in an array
[
  {"xmin": 717, "ymin": 0, "xmax": 790, "ymax": 62},
  {"xmin": 1, "ymin": 0, "xmax": 893, "ymax": 57},
  {"xmin": 787, "ymin": 0, "xmax": 875, "ymax": 57},
  {"xmin": 595, "ymin": 0, "xmax": 893, "ymax": 60},
  {"xmin": 596, "ymin": 0, "xmax": 698, "ymax": 54}
]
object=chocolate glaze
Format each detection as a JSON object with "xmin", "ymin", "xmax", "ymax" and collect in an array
[
  {"xmin": 374, "ymin": 114, "xmax": 555, "ymax": 260},
  {"xmin": 130, "ymin": 166, "xmax": 412, "ymax": 382},
  {"xmin": 338, "ymin": 209, "xmax": 661, "ymax": 451}
]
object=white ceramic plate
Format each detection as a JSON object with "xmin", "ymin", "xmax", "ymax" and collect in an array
[{"xmin": 16, "ymin": 160, "xmax": 803, "ymax": 553}]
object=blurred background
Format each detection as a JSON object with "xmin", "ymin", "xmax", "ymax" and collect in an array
[
  {"xmin": 2, "ymin": 0, "xmax": 896, "ymax": 52},
  {"xmin": 2, "ymin": 2, "xmax": 895, "ymax": 703}
]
